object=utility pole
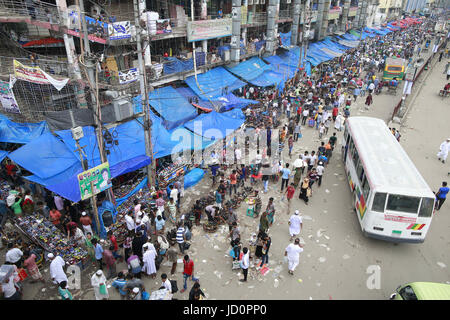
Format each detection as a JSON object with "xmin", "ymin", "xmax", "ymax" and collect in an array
[
  {"xmin": 134, "ymin": 0, "xmax": 155, "ymax": 187},
  {"xmin": 298, "ymin": 0, "xmax": 312, "ymax": 81},
  {"xmin": 78, "ymin": 0, "xmax": 115, "ymax": 205}
]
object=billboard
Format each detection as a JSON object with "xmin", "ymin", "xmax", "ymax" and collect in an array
[
  {"xmin": 119, "ymin": 68, "xmax": 139, "ymax": 84},
  {"xmin": 187, "ymin": 18, "xmax": 232, "ymax": 42},
  {"xmin": 108, "ymin": 21, "xmax": 131, "ymax": 40},
  {"xmin": 78, "ymin": 162, "xmax": 112, "ymax": 201}
]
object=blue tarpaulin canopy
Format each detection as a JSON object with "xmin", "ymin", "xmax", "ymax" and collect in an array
[
  {"xmin": 184, "ymin": 110, "xmax": 245, "ymax": 140},
  {"xmin": 0, "ymin": 150, "xmax": 9, "ymax": 162},
  {"xmin": 185, "ymin": 66, "xmax": 246, "ymax": 100},
  {"xmin": 226, "ymin": 56, "xmax": 272, "ymax": 82},
  {"xmin": 0, "ymin": 114, "xmax": 50, "ymax": 144},
  {"xmin": 148, "ymin": 86, "xmax": 198, "ymax": 130},
  {"xmin": 279, "ymin": 31, "xmax": 291, "ymax": 48}
]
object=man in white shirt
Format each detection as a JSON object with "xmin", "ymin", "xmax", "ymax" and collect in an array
[
  {"xmin": 240, "ymin": 247, "xmax": 250, "ymax": 282},
  {"xmin": 293, "ymin": 155, "xmax": 304, "ymax": 171},
  {"xmin": 255, "ymin": 150, "xmax": 262, "ymax": 165},
  {"xmin": 161, "ymin": 273, "xmax": 172, "ymax": 293},
  {"xmin": 437, "ymin": 138, "xmax": 450, "ymax": 163},
  {"xmin": 49, "ymin": 253, "xmax": 68, "ymax": 285},
  {"xmin": 170, "ymin": 185, "xmax": 179, "ymax": 208},
  {"xmin": 368, "ymin": 82, "xmax": 375, "ymax": 94},
  {"xmin": 316, "ymin": 162, "xmax": 325, "ymax": 187},
  {"xmin": 125, "ymin": 211, "xmax": 135, "ymax": 232},
  {"xmin": 288, "ymin": 210, "xmax": 303, "ymax": 241},
  {"xmin": 301, "ymin": 151, "xmax": 311, "ymax": 174},
  {"xmin": 5, "ymin": 243, "xmax": 23, "ymax": 267},
  {"xmin": 285, "ymin": 238, "xmax": 304, "ymax": 275}
]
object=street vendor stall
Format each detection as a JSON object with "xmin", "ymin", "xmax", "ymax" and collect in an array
[{"xmin": 14, "ymin": 214, "xmax": 89, "ymax": 268}]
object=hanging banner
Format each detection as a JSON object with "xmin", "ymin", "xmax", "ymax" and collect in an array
[
  {"xmin": 108, "ymin": 21, "xmax": 131, "ymax": 40},
  {"xmin": 78, "ymin": 162, "xmax": 113, "ymax": 201},
  {"xmin": 0, "ymin": 80, "xmax": 20, "ymax": 114},
  {"xmin": 156, "ymin": 19, "xmax": 172, "ymax": 34},
  {"xmin": 119, "ymin": 68, "xmax": 139, "ymax": 84},
  {"xmin": 13, "ymin": 60, "xmax": 69, "ymax": 91},
  {"xmin": 187, "ymin": 18, "xmax": 232, "ymax": 42}
]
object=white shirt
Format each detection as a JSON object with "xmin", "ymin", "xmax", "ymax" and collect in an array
[
  {"xmin": 316, "ymin": 165, "xmax": 325, "ymax": 176},
  {"xmin": 1, "ymin": 276, "xmax": 17, "ymax": 298},
  {"xmin": 241, "ymin": 252, "xmax": 249, "ymax": 269},
  {"xmin": 162, "ymin": 279, "xmax": 172, "ymax": 293},
  {"xmin": 293, "ymin": 158, "xmax": 304, "ymax": 169},
  {"xmin": 125, "ymin": 215, "xmax": 135, "ymax": 231},
  {"xmin": 170, "ymin": 189, "xmax": 178, "ymax": 202},
  {"xmin": 255, "ymin": 154, "xmax": 262, "ymax": 164},
  {"xmin": 5, "ymin": 248, "xmax": 23, "ymax": 263},
  {"xmin": 302, "ymin": 110, "xmax": 309, "ymax": 117},
  {"xmin": 309, "ymin": 155, "xmax": 317, "ymax": 166},
  {"xmin": 369, "ymin": 83, "xmax": 375, "ymax": 90},
  {"xmin": 50, "ymin": 256, "xmax": 68, "ymax": 284},
  {"xmin": 285, "ymin": 243, "xmax": 303, "ymax": 262},
  {"xmin": 289, "ymin": 215, "xmax": 303, "ymax": 234},
  {"xmin": 440, "ymin": 141, "xmax": 450, "ymax": 153}
]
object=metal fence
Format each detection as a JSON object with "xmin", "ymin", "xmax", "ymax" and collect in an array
[
  {"xmin": 0, "ymin": 0, "xmax": 60, "ymax": 23},
  {"xmin": 0, "ymin": 55, "xmax": 69, "ymax": 77}
]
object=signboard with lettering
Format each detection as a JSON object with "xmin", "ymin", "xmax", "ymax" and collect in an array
[
  {"xmin": 187, "ymin": 18, "xmax": 232, "ymax": 42},
  {"xmin": 78, "ymin": 162, "xmax": 112, "ymax": 201}
]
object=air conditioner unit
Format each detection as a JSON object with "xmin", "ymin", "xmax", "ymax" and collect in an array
[
  {"xmin": 286, "ymin": 0, "xmax": 292, "ymax": 4},
  {"xmin": 113, "ymin": 99, "xmax": 133, "ymax": 121},
  {"xmin": 71, "ymin": 126, "xmax": 84, "ymax": 140}
]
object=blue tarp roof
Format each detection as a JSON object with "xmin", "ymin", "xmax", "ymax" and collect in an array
[
  {"xmin": 185, "ymin": 66, "xmax": 246, "ymax": 100},
  {"xmin": 184, "ymin": 110, "xmax": 245, "ymax": 140},
  {"xmin": 226, "ymin": 56, "xmax": 272, "ymax": 83},
  {"xmin": 148, "ymin": 86, "xmax": 198, "ymax": 130},
  {"xmin": 0, "ymin": 114, "xmax": 50, "ymax": 144},
  {"xmin": 0, "ymin": 150, "xmax": 9, "ymax": 162},
  {"xmin": 175, "ymin": 87, "xmax": 258, "ymax": 112}
]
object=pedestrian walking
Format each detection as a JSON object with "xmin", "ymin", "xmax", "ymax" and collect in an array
[
  {"xmin": 316, "ymin": 162, "xmax": 325, "ymax": 187},
  {"xmin": 285, "ymin": 238, "xmax": 304, "ymax": 275},
  {"xmin": 435, "ymin": 181, "xmax": 449, "ymax": 211},
  {"xmin": 239, "ymin": 247, "xmax": 250, "ymax": 282},
  {"xmin": 437, "ymin": 138, "xmax": 450, "ymax": 163},
  {"xmin": 91, "ymin": 270, "xmax": 109, "ymax": 300},
  {"xmin": 280, "ymin": 163, "xmax": 291, "ymax": 192},
  {"xmin": 180, "ymin": 255, "xmax": 199, "ymax": 292},
  {"xmin": 288, "ymin": 210, "xmax": 303, "ymax": 241},
  {"xmin": 284, "ymin": 183, "xmax": 296, "ymax": 214}
]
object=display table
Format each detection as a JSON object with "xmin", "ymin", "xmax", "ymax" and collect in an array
[{"xmin": 15, "ymin": 214, "xmax": 89, "ymax": 267}]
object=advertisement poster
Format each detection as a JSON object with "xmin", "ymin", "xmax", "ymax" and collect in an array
[
  {"xmin": 156, "ymin": 19, "xmax": 172, "ymax": 34},
  {"xmin": 0, "ymin": 80, "xmax": 20, "ymax": 114},
  {"xmin": 13, "ymin": 60, "xmax": 69, "ymax": 91},
  {"xmin": 119, "ymin": 68, "xmax": 139, "ymax": 84},
  {"xmin": 108, "ymin": 21, "xmax": 131, "ymax": 40},
  {"xmin": 78, "ymin": 162, "xmax": 112, "ymax": 200}
]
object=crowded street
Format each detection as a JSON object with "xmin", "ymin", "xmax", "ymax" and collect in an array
[{"xmin": 0, "ymin": 0, "xmax": 449, "ymax": 303}]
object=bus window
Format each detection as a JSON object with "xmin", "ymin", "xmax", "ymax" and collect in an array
[
  {"xmin": 372, "ymin": 192, "xmax": 387, "ymax": 212},
  {"xmin": 351, "ymin": 144, "xmax": 359, "ymax": 166},
  {"xmin": 362, "ymin": 176, "xmax": 370, "ymax": 199},
  {"xmin": 418, "ymin": 198, "xmax": 434, "ymax": 217},
  {"xmin": 356, "ymin": 160, "xmax": 364, "ymax": 181},
  {"xmin": 399, "ymin": 286, "xmax": 418, "ymax": 300},
  {"xmin": 386, "ymin": 194, "xmax": 421, "ymax": 214},
  {"xmin": 387, "ymin": 66, "xmax": 403, "ymax": 72}
]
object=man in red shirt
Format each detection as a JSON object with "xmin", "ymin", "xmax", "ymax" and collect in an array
[
  {"xmin": 79, "ymin": 212, "xmax": 93, "ymax": 235},
  {"xmin": 180, "ymin": 255, "xmax": 199, "ymax": 293},
  {"xmin": 284, "ymin": 183, "xmax": 296, "ymax": 214},
  {"xmin": 107, "ymin": 231, "xmax": 123, "ymax": 261}
]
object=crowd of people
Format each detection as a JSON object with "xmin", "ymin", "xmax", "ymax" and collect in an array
[{"xmin": 1, "ymin": 14, "xmax": 449, "ymax": 300}]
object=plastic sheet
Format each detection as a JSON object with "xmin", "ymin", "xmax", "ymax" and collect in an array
[
  {"xmin": 183, "ymin": 168, "xmax": 204, "ymax": 189},
  {"xmin": 0, "ymin": 114, "xmax": 50, "ymax": 144}
]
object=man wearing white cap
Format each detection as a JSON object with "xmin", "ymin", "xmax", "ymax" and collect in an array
[
  {"xmin": 79, "ymin": 212, "xmax": 93, "ymax": 235},
  {"xmin": 437, "ymin": 138, "xmax": 450, "ymax": 163},
  {"xmin": 284, "ymin": 238, "xmax": 304, "ymax": 275},
  {"xmin": 142, "ymin": 244, "xmax": 157, "ymax": 278},
  {"xmin": 49, "ymin": 253, "xmax": 68, "ymax": 286},
  {"xmin": 130, "ymin": 287, "xmax": 141, "ymax": 300},
  {"xmin": 288, "ymin": 210, "xmax": 303, "ymax": 241},
  {"xmin": 91, "ymin": 270, "xmax": 109, "ymax": 300}
]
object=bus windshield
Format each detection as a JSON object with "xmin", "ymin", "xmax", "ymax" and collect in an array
[
  {"xmin": 387, "ymin": 66, "xmax": 403, "ymax": 72},
  {"xmin": 386, "ymin": 194, "xmax": 421, "ymax": 214}
]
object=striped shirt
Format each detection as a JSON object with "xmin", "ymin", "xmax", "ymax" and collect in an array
[{"xmin": 176, "ymin": 227, "xmax": 185, "ymax": 243}]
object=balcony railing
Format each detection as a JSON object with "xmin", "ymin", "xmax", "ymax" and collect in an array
[{"xmin": 278, "ymin": 9, "xmax": 292, "ymax": 20}]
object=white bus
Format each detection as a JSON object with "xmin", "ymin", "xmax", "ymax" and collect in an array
[{"xmin": 342, "ymin": 117, "xmax": 435, "ymax": 243}]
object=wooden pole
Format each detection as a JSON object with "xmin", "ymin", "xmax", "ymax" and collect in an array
[{"xmin": 90, "ymin": 180, "xmax": 101, "ymax": 235}]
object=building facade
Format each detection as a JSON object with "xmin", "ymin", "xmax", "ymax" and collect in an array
[{"xmin": 0, "ymin": 0, "xmax": 381, "ymax": 123}]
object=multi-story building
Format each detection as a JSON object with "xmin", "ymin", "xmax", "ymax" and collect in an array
[
  {"xmin": 376, "ymin": 0, "xmax": 403, "ymax": 23},
  {"xmin": 0, "ymin": 0, "xmax": 379, "ymax": 124}
]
